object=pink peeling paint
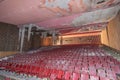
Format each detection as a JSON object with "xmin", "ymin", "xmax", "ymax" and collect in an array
[
  {"xmin": 0, "ymin": 0, "xmax": 57, "ymax": 24},
  {"xmin": 36, "ymin": 13, "xmax": 80, "ymax": 28}
]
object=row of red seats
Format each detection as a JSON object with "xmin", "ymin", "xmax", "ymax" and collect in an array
[
  {"xmin": 0, "ymin": 62, "xmax": 110, "ymax": 80},
  {"xmin": 0, "ymin": 45, "xmax": 119, "ymax": 80}
]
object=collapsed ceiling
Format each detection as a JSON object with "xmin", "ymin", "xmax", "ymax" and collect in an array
[{"xmin": 0, "ymin": 0, "xmax": 120, "ymax": 32}]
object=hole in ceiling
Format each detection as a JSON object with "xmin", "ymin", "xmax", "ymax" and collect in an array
[{"xmin": 97, "ymin": 0, "xmax": 106, "ymax": 4}]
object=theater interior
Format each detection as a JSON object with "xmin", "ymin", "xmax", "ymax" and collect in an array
[{"xmin": 0, "ymin": 0, "xmax": 120, "ymax": 80}]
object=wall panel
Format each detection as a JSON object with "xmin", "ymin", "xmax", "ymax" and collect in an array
[
  {"xmin": 101, "ymin": 28, "xmax": 109, "ymax": 46},
  {"xmin": 62, "ymin": 35, "xmax": 101, "ymax": 45},
  {"xmin": 0, "ymin": 22, "xmax": 19, "ymax": 51},
  {"xmin": 101, "ymin": 12, "xmax": 120, "ymax": 51},
  {"xmin": 41, "ymin": 37, "xmax": 52, "ymax": 46},
  {"xmin": 0, "ymin": 52, "xmax": 17, "ymax": 58}
]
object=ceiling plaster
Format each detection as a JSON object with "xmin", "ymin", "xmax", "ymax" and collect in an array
[{"xmin": 0, "ymin": 0, "xmax": 119, "ymax": 31}]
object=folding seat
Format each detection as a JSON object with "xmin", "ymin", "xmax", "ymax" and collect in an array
[
  {"xmin": 95, "ymin": 63, "xmax": 102, "ymax": 69},
  {"xmin": 106, "ymin": 69, "xmax": 113, "ymax": 75},
  {"xmin": 76, "ymin": 62, "xmax": 82, "ymax": 66},
  {"xmin": 75, "ymin": 66, "xmax": 81, "ymax": 73},
  {"xmin": 34, "ymin": 67, "xmax": 44, "ymax": 76},
  {"xmin": 3, "ymin": 62, "xmax": 9, "ymax": 69},
  {"xmin": 56, "ymin": 70, "xmax": 64, "ymax": 79},
  {"xmin": 62, "ymin": 65, "xmax": 69, "ymax": 71},
  {"xmin": 26, "ymin": 65, "xmax": 33, "ymax": 74},
  {"xmin": 89, "ymin": 67, "xmax": 96, "ymax": 75},
  {"xmin": 20, "ymin": 64, "xmax": 28, "ymax": 74},
  {"xmin": 81, "ymin": 67, "xmax": 89, "ymax": 73},
  {"xmin": 72, "ymin": 72, "xmax": 80, "ymax": 80},
  {"xmin": 90, "ymin": 75, "xmax": 99, "ymax": 80},
  {"xmin": 70, "ymin": 62, "xmax": 76, "ymax": 66},
  {"xmin": 50, "ymin": 71, "xmax": 58, "ymax": 80},
  {"xmin": 82, "ymin": 63, "xmax": 89, "ymax": 67},
  {"xmin": 15, "ymin": 64, "xmax": 23, "ymax": 73},
  {"xmin": 24, "ymin": 64, "xmax": 32, "ymax": 74},
  {"xmin": 0, "ymin": 61, "xmax": 7, "ymax": 69},
  {"xmin": 57, "ymin": 64, "xmax": 62, "ymax": 70},
  {"xmin": 97, "ymin": 69, "xmax": 106, "ymax": 77},
  {"xmin": 102, "ymin": 63, "xmax": 110, "ymax": 69},
  {"xmin": 5, "ymin": 62, "xmax": 12, "ymax": 70},
  {"xmin": 10, "ymin": 63, "xmax": 17, "ymax": 72},
  {"xmin": 64, "ymin": 71, "xmax": 72, "ymax": 80},
  {"xmin": 81, "ymin": 73, "xmax": 89, "ymax": 80},
  {"xmin": 89, "ymin": 62, "xmax": 95, "ymax": 67},
  {"xmin": 68, "ymin": 66, "xmax": 75, "ymax": 72},
  {"xmin": 100, "ymin": 77, "xmax": 110, "ymax": 80},
  {"xmin": 106, "ymin": 72, "xmax": 116, "ymax": 80},
  {"xmin": 22, "ymin": 65, "xmax": 31, "ymax": 74},
  {"xmin": 52, "ymin": 69, "xmax": 58, "ymax": 75},
  {"xmin": 112, "ymin": 65, "xmax": 120, "ymax": 73},
  {"xmin": 42, "ymin": 68, "xmax": 51, "ymax": 77}
]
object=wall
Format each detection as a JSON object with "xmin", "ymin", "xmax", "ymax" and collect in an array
[
  {"xmin": 40, "ymin": 37, "xmax": 52, "ymax": 46},
  {"xmin": 101, "ymin": 27, "xmax": 109, "ymax": 46},
  {"xmin": 101, "ymin": 12, "xmax": 120, "ymax": 51},
  {"xmin": 0, "ymin": 22, "xmax": 19, "ymax": 57},
  {"xmin": 62, "ymin": 35, "xmax": 101, "ymax": 45},
  {"xmin": 0, "ymin": 52, "xmax": 18, "ymax": 58},
  {"xmin": 0, "ymin": 22, "xmax": 19, "ymax": 51},
  {"xmin": 21, "ymin": 32, "xmax": 31, "ymax": 51},
  {"xmin": 31, "ymin": 34, "xmax": 41, "ymax": 49}
]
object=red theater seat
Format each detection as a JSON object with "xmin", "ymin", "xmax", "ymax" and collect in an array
[
  {"xmin": 57, "ymin": 70, "xmax": 64, "ymax": 79},
  {"xmin": 64, "ymin": 71, "xmax": 72, "ymax": 80},
  {"xmin": 72, "ymin": 72, "xmax": 80, "ymax": 80},
  {"xmin": 81, "ymin": 73, "xmax": 89, "ymax": 80},
  {"xmin": 90, "ymin": 75, "xmax": 99, "ymax": 80}
]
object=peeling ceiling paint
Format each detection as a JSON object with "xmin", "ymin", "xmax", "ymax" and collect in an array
[
  {"xmin": 45, "ymin": 0, "xmax": 71, "ymax": 11},
  {"xmin": 72, "ymin": 5, "xmax": 120, "ymax": 26},
  {"xmin": 36, "ymin": 5, "xmax": 120, "ymax": 30},
  {"xmin": 0, "ymin": 0, "xmax": 119, "ymax": 31}
]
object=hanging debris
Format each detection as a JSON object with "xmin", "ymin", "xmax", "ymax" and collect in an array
[
  {"xmin": 19, "ymin": 26, "xmax": 26, "ymax": 53},
  {"xmin": 18, "ymin": 26, "xmax": 22, "ymax": 42},
  {"xmin": 18, "ymin": 24, "xmax": 44, "ymax": 52},
  {"xmin": 27, "ymin": 24, "xmax": 33, "ymax": 41}
]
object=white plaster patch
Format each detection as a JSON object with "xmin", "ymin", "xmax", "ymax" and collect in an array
[
  {"xmin": 72, "ymin": 5, "xmax": 120, "ymax": 26},
  {"xmin": 45, "ymin": 0, "xmax": 71, "ymax": 10}
]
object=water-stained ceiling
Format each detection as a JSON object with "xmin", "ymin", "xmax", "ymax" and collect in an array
[{"xmin": 0, "ymin": 0, "xmax": 120, "ymax": 31}]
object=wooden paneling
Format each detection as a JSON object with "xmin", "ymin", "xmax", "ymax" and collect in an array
[
  {"xmin": 0, "ymin": 51, "xmax": 17, "ymax": 58},
  {"xmin": 58, "ymin": 35, "xmax": 101, "ymax": 45},
  {"xmin": 41, "ymin": 37, "xmax": 52, "ymax": 46},
  {"xmin": 101, "ymin": 12, "xmax": 120, "ymax": 51},
  {"xmin": 101, "ymin": 27, "xmax": 109, "ymax": 46}
]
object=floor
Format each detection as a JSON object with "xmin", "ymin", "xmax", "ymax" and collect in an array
[{"xmin": 0, "ymin": 45, "xmax": 120, "ymax": 80}]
